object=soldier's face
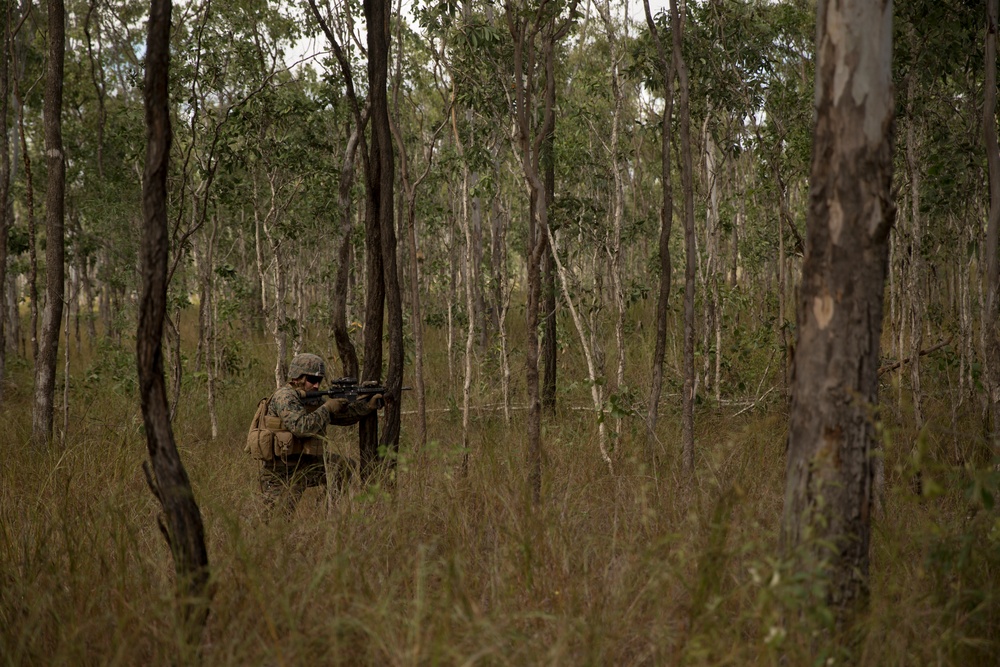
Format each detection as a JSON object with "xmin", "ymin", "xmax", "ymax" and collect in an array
[{"xmin": 292, "ymin": 375, "xmax": 322, "ymax": 390}]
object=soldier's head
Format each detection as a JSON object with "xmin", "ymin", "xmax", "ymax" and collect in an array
[{"xmin": 287, "ymin": 353, "xmax": 326, "ymax": 390}]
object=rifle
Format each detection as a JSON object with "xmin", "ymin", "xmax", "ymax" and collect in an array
[{"xmin": 301, "ymin": 377, "xmax": 408, "ymax": 403}]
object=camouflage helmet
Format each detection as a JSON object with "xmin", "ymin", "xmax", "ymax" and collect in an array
[{"xmin": 287, "ymin": 353, "xmax": 326, "ymax": 381}]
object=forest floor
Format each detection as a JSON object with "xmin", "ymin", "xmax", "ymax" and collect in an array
[{"xmin": 0, "ymin": 313, "xmax": 998, "ymax": 666}]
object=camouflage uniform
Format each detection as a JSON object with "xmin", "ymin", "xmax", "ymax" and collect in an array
[{"xmin": 259, "ymin": 354, "xmax": 375, "ymax": 517}]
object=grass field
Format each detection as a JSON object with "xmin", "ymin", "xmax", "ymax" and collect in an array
[{"xmin": 1, "ymin": 305, "xmax": 997, "ymax": 666}]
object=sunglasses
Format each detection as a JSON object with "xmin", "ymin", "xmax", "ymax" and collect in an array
[{"xmin": 303, "ymin": 375, "xmax": 323, "ymax": 385}]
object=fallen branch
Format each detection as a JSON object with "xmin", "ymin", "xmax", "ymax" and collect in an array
[
  {"xmin": 732, "ymin": 386, "xmax": 777, "ymax": 418},
  {"xmin": 878, "ymin": 337, "xmax": 952, "ymax": 377}
]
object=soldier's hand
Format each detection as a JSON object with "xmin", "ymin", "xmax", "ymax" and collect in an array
[
  {"xmin": 366, "ymin": 394, "xmax": 385, "ymax": 411},
  {"xmin": 324, "ymin": 397, "xmax": 349, "ymax": 414}
]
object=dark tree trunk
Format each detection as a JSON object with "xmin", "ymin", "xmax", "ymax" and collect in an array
[
  {"xmin": 360, "ymin": 0, "xmax": 402, "ymax": 477},
  {"xmin": 306, "ymin": 0, "xmax": 395, "ymax": 478},
  {"xmin": 507, "ymin": 9, "xmax": 545, "ymax": 503},
  {"xmin": 782, "ymin": 0, "xmax": 894, "ymax": 617},
  {"xmin": 674, "ymin": 0, "xmax": 696, "ymax": 477},
  {"xmin": 643, "ymin": 0, "xmax": 674, "ymax": 465},
  {"xmin": 984, "ymin": 0, "xmax": 1000, "ymax": 448},
  {"xmin": 138, "ymin": 0, "xmax": 210, "ymax": 643},
  {"xmin": 505, "ymin": 0, "xmax": 577, "ymax": 504},
  {"xmin": 31, "ymin": 0, "xmax": 66, "ymax": 447},
  {"xmin": 0, "ymin": 1, "xmax": 10, "ymax": 407}
]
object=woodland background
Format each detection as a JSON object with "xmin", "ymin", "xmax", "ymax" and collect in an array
[{"xmin": 1, "ymin": 0, "xmax": 999, "ymax": 664}]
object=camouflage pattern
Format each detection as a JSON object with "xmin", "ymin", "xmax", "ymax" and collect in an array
[
  {"xmin": 287, "ymin": 353, "xmax": 326, "ymax": 381},
  {"xmin": 259, "ymin": 451, "xmax": 355, "ymax": 517},
  {"xmin": 259, "ymin": 380, "xmax": 375, "ymax": 517},
  {"xmin": 266, "ymin": 383, "xmax": 373, "ymax": 434}
]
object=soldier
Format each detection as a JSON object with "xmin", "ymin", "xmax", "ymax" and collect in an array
[{"xmin": 259, "ymin": 352, "xmax": 383, "ymax": 516}]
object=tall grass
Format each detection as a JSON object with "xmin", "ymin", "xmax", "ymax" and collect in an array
[{"xmin": 0, "ymin": 303, "xmax": 997, "ymax": 666}]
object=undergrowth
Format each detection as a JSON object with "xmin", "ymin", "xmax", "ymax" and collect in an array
[{"xmin": 0, "ymin": 305, "xmax": 997, "ymax": 666}]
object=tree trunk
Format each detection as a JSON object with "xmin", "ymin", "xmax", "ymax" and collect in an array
[
  {"xmin": 983, "ymin": 0, "xmax": 1000, "ymax": 448},
  {"xmin": 139, "ymin": 0, "xmax": 210, "ymax": 644},
  {"xmin": 334, "ymin": 125, "xmax": 361, "ymax": 379},
  {"xmin": 782, "ymin": 0, "xmax": 894, "ymax": 617},
  {"xmin": 905, "ymin": 72, "xmax": 924, "ymax": 431},
  {"xmin": 494, "ymin": 191, "xmax": 513, "ymax": 425},
  {"xmin": 404, "ymin": 177, "xmax": 427, "ymax": 445},
  {"xmin": 13, "ymin": 54, "xmax": 36, "ymax": 363},
  {"xmin": 541, "ymin": 87, "xmax": 557, "ymax": 413},
  {"xmin": 0, "ymin": 2, "xmax": 10, "ymax": 407},
  {"xmin": 674, "ymin": 0, "xmax": 696, "ymax": 477},
  {"xmin": 32, "ymin": 0, "xmax": 66, "ymax": 447},
  {"xmin": 598, "ymin": 0, "xmax": 626, "ymax": 392},
  {"xmin": 455, "ymin": 120, "xmax": 475, "ymax": 469},
  {"xmin": 360, "ymin": 0, "xmax": 402, "ymax": 476},
  {"xmin": 546, "ymin": 224, "xmax": 613, "ymax": 473},
  {"xmin": 643, "ymin": 0, "xmax": 674, "ymax": 464},
  {"xmin": 508, "ymin": 11, "xmax": 545, "ymax": 503},
  {"xmin": 204, "ymin": 214, "xmax": 219, "ymax": 439}
]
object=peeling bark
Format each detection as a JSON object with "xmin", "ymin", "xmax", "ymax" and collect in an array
[{"xmin": 782, "ymin": 0, "xmax": 894, "ymax": 617}]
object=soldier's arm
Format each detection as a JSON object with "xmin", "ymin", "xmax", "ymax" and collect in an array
[
  {"xmin": 328, "ymin": 398, "xmax": 376, "ymax": 426},
  {"xmin": 274, "ymin": 392, "xmax": 332, "ymax": 437}
]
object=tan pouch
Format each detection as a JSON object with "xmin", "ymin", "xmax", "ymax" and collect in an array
[
  {"xmin": 245, "ymin": 397, "xmax": 276, "ymax": 461},
  {"xmin": 300, "ymin": 436, "xmax": 325, "ymax": 457},
  {"xmin": 246, "ymin": 428, "xmax": 275, "ymax": 461},
  {"xmin": 273, "ymin": 430, "xmax": 295, "ymax": 459}
]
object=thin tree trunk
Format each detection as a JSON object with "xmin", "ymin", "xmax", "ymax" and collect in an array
[
  {"xmin": 541, "ymin": 188, "xmax": 557, "ymax": 411},
  {"xmin": 389, "ymin": 96, "xmax": 443, "ymax": 449},
  {"xmin": 31, "ymin": 0, "xmax": 66, "ymax": 447},
  {"xmin": 266, "ymin": 223, "xmax": 288, "ymax": 389},
  {"xmin": 61, "ymin": 292, "xmax": 69, "ymax": 446},
  {"xmin": 495, "ymin": 193, "xmax": 513, "ymax": 425},
  {"xmin": 778, "ymin": 174, "xmax": 788, "ymax": 396},
  {"xmin": 674, "ymin": 0, "xmax": 696, "ymax": 477},
  {"xmin": 292, "ymin": 270, "xmax": 304, "ymax": 357},
  {"xmin": 541, "ymin": 80, "xmax": 557, "ymax": 413},
  {"xmin": 205, "ymin": 213, "xmax": 219, "ymax": 439},
  {"xmin": 6, "ymin": 272, "xmax": 18, "ymax": 354},
  {"xmin": 139, "ymin": 0, "xmax": 210, "ymax": 644},
  {"xmin": 71, "ymin": 229, "xmax": 82, "ymax": 355},
  {"xmin": 546, "ymin": 224, "xmax": 613, "ymax": 473},
  {"xmin": 505, "ymin": 0, "xmax": 579, "ymax": 504},
  {"xmin": 83, "ymin": 0, "xmax": 106, "ymax": 179},
  {"xmin": 0, "ymin": 1, "xmax": 10, "ymax": 406},
  {"xmin": 704, "ymin": 121, "xmax": 721, "ymax": 403},
  {"xmin": 13, "ymin": 54, "xmax": 36, "ymax": 362},
  {"xmin": 334, "ymin": 125, "xmax": 361, "ymax": 378},
  {"xmin": 598, "ymin": 0, "xmax": 627, "ymax": 392},
  {"xmin": 983, "ymin": 0, "xmax": 1000, "ymax": 446},
  {"xmin": 254, "ymin": 206, "xmax": 268, "ymax": 319},
  {"xmin": 447, "ymin": 215, "xmax": 456, "ymax": 383},
  {"xmin": 643, "ymin": 0, "xmax": 674, "ymax": 464},
  {"xmin": 455, "ymin": 120, "xmax": 475, "ymax": 469},
  {"xmin": 905, "ymin": 72, "xmax": 924, "ymax": 431}
]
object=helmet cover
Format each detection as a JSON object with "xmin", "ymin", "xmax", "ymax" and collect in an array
[{"xmin": 288, "ymin": 353, "xmax": 326, "ymax": 381}]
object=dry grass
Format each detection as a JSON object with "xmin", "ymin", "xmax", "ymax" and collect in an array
[{"xmin": 0, "ymin": 306, "xmax": 997, "ymax": 666}]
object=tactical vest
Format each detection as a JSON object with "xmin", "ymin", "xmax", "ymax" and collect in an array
[{"xmin": 245, "ymin": 397, "xmax": 324, "ymax": 461}]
